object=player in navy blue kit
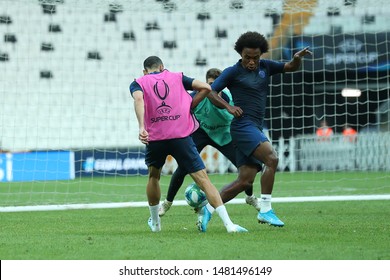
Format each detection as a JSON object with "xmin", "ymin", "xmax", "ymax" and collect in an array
[
  {"xmin": 198, "ymin": 31, "xmax": 312, "ymax": 231},
  {"xmin": 158, "ymin": 68, "xmax": 261, "ymax": 217}
]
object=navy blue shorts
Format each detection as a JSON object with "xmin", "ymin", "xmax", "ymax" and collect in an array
[
  {"xmin": 145, "ymin": 136, "xmax": 205, "ymax": 174},
  {"xmin": 230, "ymin": 118, "xmax": 267, "ymax": 170},
  {"xmin": 192, "ymin": 128, "xmax": 237, "ymax": 167}
]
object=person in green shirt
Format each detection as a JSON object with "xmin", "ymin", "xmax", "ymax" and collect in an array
[{"xmin": 159, "ymin": 68, "xmax": 261, "ymax": 217}]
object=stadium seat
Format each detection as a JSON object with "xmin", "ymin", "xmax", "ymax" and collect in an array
[{"xmin": 0, "ymin": 0, "xmax": 388, "ymax": 151}]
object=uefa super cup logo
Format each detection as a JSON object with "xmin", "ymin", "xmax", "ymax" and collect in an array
[
  {"xmin": 153, "ymin": 80, "xmax": 172, "ymax": 114},
  {"xmin": 337, "ymin": 39, "xmax": 363, "ymax": 53}
]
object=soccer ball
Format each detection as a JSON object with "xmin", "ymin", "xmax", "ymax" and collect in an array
[{"xmin": 184, "ymin": 182, "xmax": 207, "ymax": 208}]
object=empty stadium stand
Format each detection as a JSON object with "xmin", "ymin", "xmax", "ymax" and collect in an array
[{"xmin": 0, "ymin": 0, "xmax": 389, "ymax": 151}]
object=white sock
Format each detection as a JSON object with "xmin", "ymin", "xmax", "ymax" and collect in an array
[
  {"xmin": 205, "ymin": 203, "xmax": 215, "ymax": 214},
  {"xmin": 215, "ymin": 205, "xmax": 234, "ymax": 228},
  {"xmin": 260, "ymin": 194, "xmax": 272, "ymax": 213},
  {"xmin": 149, "ymin": 204, "xmax": 160, "ymax": 223}
]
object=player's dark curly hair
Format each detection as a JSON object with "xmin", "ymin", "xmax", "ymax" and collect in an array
[{"xmin": 234, "ymin": 31, "xmax": 269, "ymax": 55}]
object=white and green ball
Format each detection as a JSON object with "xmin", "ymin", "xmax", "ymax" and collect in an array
[{"xmin": 184, "ymin": 182, "xmax": 207, "ymax": 208}]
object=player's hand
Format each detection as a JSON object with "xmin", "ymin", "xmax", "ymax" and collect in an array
[
  {"xmin": 294, "ymin": 46, "xmax": 312, "ymax": 58},
  {"xmin": 227, "ymin": 105, "xmax": 243, "ymax": 118},
  {"xmin": 139, "ymin": 128, "xmax": 149, "ymax": 145}
]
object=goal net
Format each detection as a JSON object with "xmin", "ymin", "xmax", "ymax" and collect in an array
[{"xmin": 0, "ymin": 0, "xmax": 389, "ymax": 210}]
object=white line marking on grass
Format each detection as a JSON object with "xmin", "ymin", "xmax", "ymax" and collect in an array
[{"xmin": 1, "ymin": 194, "xmax": 390, "ymax": 213}]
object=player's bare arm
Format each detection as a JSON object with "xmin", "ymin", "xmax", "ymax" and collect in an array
[
  {"xmin": 283, "ymin": 46, "xmax": 312, "ymax": 72},
  {"xmin": 133, "ymin": 90, "xmax": 149, "ymax": 144},
  {"xmin": 207, "ymin": 91, "xmax": 243, "ymax": 118},
  {"xmin": 191, "ymin": 79, "xmax": 211, "ymax": 109}
]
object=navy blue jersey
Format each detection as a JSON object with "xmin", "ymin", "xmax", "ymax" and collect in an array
[
  {"xmin": 211, "ymin": 59, "xmax": 284, "ymax": 128},
  {"xmin": 129, "ymin": 73, "xmax": 194, "ymax": 96}
]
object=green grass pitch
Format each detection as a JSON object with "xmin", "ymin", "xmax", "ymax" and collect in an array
[{"xmin": 0, "ymin": 172, "xmax": 389, "ymax": 260}]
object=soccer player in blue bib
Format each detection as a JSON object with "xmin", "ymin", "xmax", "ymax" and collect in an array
[{"xmin": 198, "ymin": 31, "xmax": 312, "ymax": 230}]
